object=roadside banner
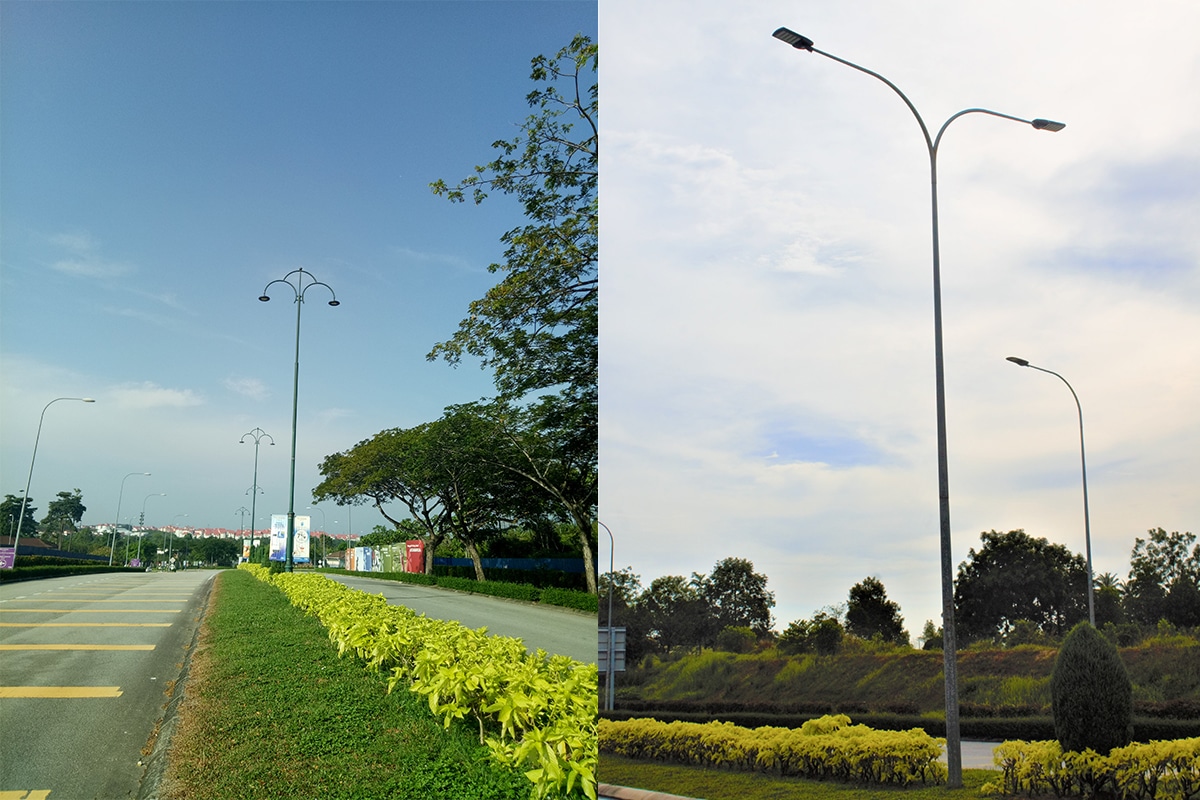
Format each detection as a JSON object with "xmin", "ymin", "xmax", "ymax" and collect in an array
[
  {"xmin": 294, "ymin": 515, "xmax": 310, "ymax": 563},
  {"xmin": 0, "ymin": 547, "xmax": 15, "ymax": 570},
  {"xmin": 242, "ymin": 539, "xmax": 251, "ymax": 560},
  {"xmin": 269, "ymin": 515, "xmax": 287, "ymax": 561}
]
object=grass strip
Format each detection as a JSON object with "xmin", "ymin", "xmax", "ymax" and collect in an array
[
  {"xmin": 600, "ymin": 755, "xmax": 995, "ymax": 800},
  {"xmin": 160, "ymin": 569, "xmax": 529, "ymax": 800}
]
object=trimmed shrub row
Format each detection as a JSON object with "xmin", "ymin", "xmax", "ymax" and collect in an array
[
  {"xmin": 983, "ymin": 738, "xmax": 1200, "ymax": 799},
  {"xmin": 600, "ymin": 714, "xmax": 947, "ymax": 787},
  {"xmin": 600, "ymin": 709, "xmax": 1200, "ymax": 743},
  {"xmin": 0, "ymin": 564, "xmax": 145, "ymax": 582}
]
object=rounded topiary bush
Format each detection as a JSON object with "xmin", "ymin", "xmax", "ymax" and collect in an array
[{"xmin": 1050, "ymin": 621, "xmax": 1132, "ymax": 753}]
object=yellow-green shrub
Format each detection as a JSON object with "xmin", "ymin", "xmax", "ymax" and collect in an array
[
  {"xmin": 982, "ymin": 737, "xmax": 1200, "ymax": 799},
  {"xmin": 237, "ymin": 564, "xmax": 597, "ymax": 799},
  {"xmin": 598, "ymin": 714, "xmax": 946, "ymax": 786}
]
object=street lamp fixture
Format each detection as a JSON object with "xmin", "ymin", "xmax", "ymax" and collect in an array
[
  {"xmin": 10, "ymin": 398, "xmax": 95, "ymax": 562},
  {"xmin": 1006, "ymin": 356, "xmax": 1094, "ymax": 625},
  {"xmin": 258, "ymin": 268, "xmax": 339, "ymax": 571},
  {"xmin": 774, "ymin": 28, "xmax": 1063, "ymax": 787}
]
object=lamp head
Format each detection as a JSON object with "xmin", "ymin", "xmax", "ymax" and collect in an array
[
  {"xmin": 772, "ymin": 27, "xmax": 814, "ymax": 51},
  {"xmin": 258, "ymin": 295, "xmax": 271, "ymax": 302},
  {"xmin": 328, "ymin": 299, "xmax": 340, "ymax": 307},
  {"xmin": 1006, "ymin": 356, "xmax": 1031, "ymax": 367},
  {"xmin": 82, "ymin": 398, "xmax": 96, "ymax": 403},
  {"xmin": 1031, "ymin": 119, "xmax": 1065, "ymax": 132}
]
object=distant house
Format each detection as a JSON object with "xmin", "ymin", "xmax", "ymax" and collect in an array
[{"xmin": 0, "ymin": 536, "xmax": 53, "ymax": 550}]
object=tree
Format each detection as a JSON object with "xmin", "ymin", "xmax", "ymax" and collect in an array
[
  {"xmin": 1124, "ymin": 528, "xmax": 1199, "ymax": 626},
  {"xmin": 41, "ymin": 489, "xmax": 86, "ymax": 546},
  {"xmin": 459, "ymin": 398, "xmax": 597, "ymax": 593},
  {"xmin": 845, "ymin": 576, "xmax": 909, "ymax": 645},
  {"xmin": 954, "ymin": 529, "xmax": 1089, "ymax": 644},
  {"xmin": 776, "ymin": 611, "xmax": 845, "ymax": 656},
  {"xmin": 1051, "ymin": 622, "xmax": 1132, "ymax": 754},
  {"xmin": 639, "ymin": 575, "xmax": 710, "ymax": 654},
  {"xmin": 1, "ymin": 494, "xmax": 38, "ymax": 542},
  {"xmin": 919, "ymin": 620, "xmax": 943, "ymax": 651},
  {"xmin": 314, "ymin": 425, "xmax": 451, "ymax": 575},
  {"xmin": 696, "ymin": 557, "xmax": 775, "ymax": 638},
  {"xmin": 429, "ymin": 35, "xmax": 597, "ymax": 408}
]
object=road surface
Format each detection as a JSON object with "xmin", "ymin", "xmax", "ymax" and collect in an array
[{"xmin": 0, "ymin": 570, "xmax": 214, "ymax": 799}]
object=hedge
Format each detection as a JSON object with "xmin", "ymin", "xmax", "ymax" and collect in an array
[{"xmin": 320, "ymin": 568, "xmax": 598, "ymax": 614}]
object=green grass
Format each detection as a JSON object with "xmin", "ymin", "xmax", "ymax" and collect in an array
[
  {"xmin": 600, "ymin": 755, "xmax": 994, "ymax": 800},
  {"xmin": 161, "ymin": 569, "xmax": 530, "ymax": 800}
]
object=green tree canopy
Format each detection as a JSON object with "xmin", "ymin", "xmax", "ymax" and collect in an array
[
  {"xmin": 696, "ymin": 557, "xmax": 776, "ymax": 637},
  {"xmin": 429, "ymin": 34, "xmax": 597, "ymax": 407},
  {"xmin": 41, "ymin": 489, "xmax": 86, "ymax": 542},
  {"xmin": 845, "ymin": 576, "xmax": 909, "ymax": 645},
  {"xmin": 1124, "ymin": 528, "xmax": 1199, "ymax": 626},
  {"xmin": 1, "ymin": 494, "xmax": 38, "ymax": 541},
  {"xmin": 954, "ymin": 529, "xmax": 1089, "ymax": 644}
]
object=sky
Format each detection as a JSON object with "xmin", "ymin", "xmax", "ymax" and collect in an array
[
  {"xmin": 598, "ymin": 1, "xmax": 1200, "ymax": 638},
  {"xmin": 1, "ymin": 1, "xmax": 597, "ymax": 539}
]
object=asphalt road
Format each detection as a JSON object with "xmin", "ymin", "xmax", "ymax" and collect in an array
[
  {"xmin": 0, "ymin": 570, "xmax": 214, "ymax": 800},
  {"xmin": 324, "ymin": 573, "xmax": 596, "ymax": 664}
]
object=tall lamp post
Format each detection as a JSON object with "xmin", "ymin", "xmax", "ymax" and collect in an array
[
  {"xmin": 1006, "ymin": 356, "xmax": 1094, "ymax": 625},
  {"xmin": 9, "ymin": 398, "xmax": 95, "ymax": 561},
  {"xmin": 239, "ymin": 427, "xmax": 274, "ymax": 562},
  {"xmin": 598, "ymin": 521, "xmax": 616, "ymax": 712},
  {"xmin": 111, "ymin": 472, "xmax": 151, "ymax": 565},
  {"xmin": 772, "ymin": 28, "xmax": 1064, "ymax": 787},
  {"xmin": 259, "ymin": 269, "xmax": 339, "ymax": 572}
]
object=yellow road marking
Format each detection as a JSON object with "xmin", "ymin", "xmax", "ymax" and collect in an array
[
  {"xmin": 0, "ymin": 644, "xmax": 155, "ymax": 651},
  {"xmin": 0, "ymin": 790, "xmax": 53, "ymax": 799},
  {"xmin": 21, "ymin": 599, "xmax": 185, "ymax": 603},
  {"xmin": 0, "ymin": 686, "xmax": 123, "ymax": 698},
  {"xmin": 0, "ymin": 609, "xmax": 180, "ymax": 613},
  {"xmin": 0, "ymin": 622, "xmax": 172, "ymax": 628}
]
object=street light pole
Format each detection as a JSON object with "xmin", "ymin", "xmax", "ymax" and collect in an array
[
  {"xmin": 10, "ymin": 398, "xmax": 95, "ymax": 561},
  {"xmin": 1006, "ymin": 356, "xmax": 1094, "ymax": 625},
  {"xmin": 772, "ymin": 28, "xmax": 1063, "ymax": 787},
  {"xmin": 240, "ymin": 427, "xmax": 274, "ymax": 562},
  {"xmin": 598, "ymin": 521, "xmax": 616, "ymax": 712},
  {"xmin": 259, "ymin": 269, "xmax": 339, "ymax": 572},
  {"xmin": 111, "ymin": 472, "xmax": 151, "ymax": 565},
  {"xmin": 137, "ymin": 493, "xmax": 165, "ymax": 565}
]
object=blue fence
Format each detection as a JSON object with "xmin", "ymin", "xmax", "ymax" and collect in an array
[{"xmin": 432, "ymin": 557, "xmax": 586, "ymax": 573}]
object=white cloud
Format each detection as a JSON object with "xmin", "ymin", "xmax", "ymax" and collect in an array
[
  {"xmin": 224, "ymin": 377, "xmax": 269, "ymax": 401},
  {"xmin": 109, "ymin": 382, "xmax": 204, "ymax": 410}
]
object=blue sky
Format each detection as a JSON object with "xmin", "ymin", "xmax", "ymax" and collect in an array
[
  {"xmin": 1, "ymin": 1, "xmax": 597, "ymax": 538},
  {"xmin": 599, "ymin": 0, "xmax": 1200, "ymax": 636}
]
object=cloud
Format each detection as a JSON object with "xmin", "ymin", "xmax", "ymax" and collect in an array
[
  {"xmin": 390, "ymin": 245, "xmax": 476, "ymax": 273},
  {"xmin": 109, "ymin": 382, "xmax": 204, "ymax": 410},
  {"xmin": 46, "ymin": 230, "xmax": 135, "ymax": 279},
  {"xmin": 224, "ymin": 377, "xmax": 269, "ymax": 401}
]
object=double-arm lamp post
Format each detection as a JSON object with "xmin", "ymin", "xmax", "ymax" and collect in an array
[
  {"xmin": 1006, "ymin": 357, "xmax": 1094, "ymax": 625},
  {"xmin": 239, "ymin": 427, "xmax": 274, "ymax": 560},
  {"xmin": 772, "ymin": 28, "xmax": 1064, "ymax": 787},
  {"xmin": 259, "ymin": 269, "xmax": 339, "ymax": 572}
]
